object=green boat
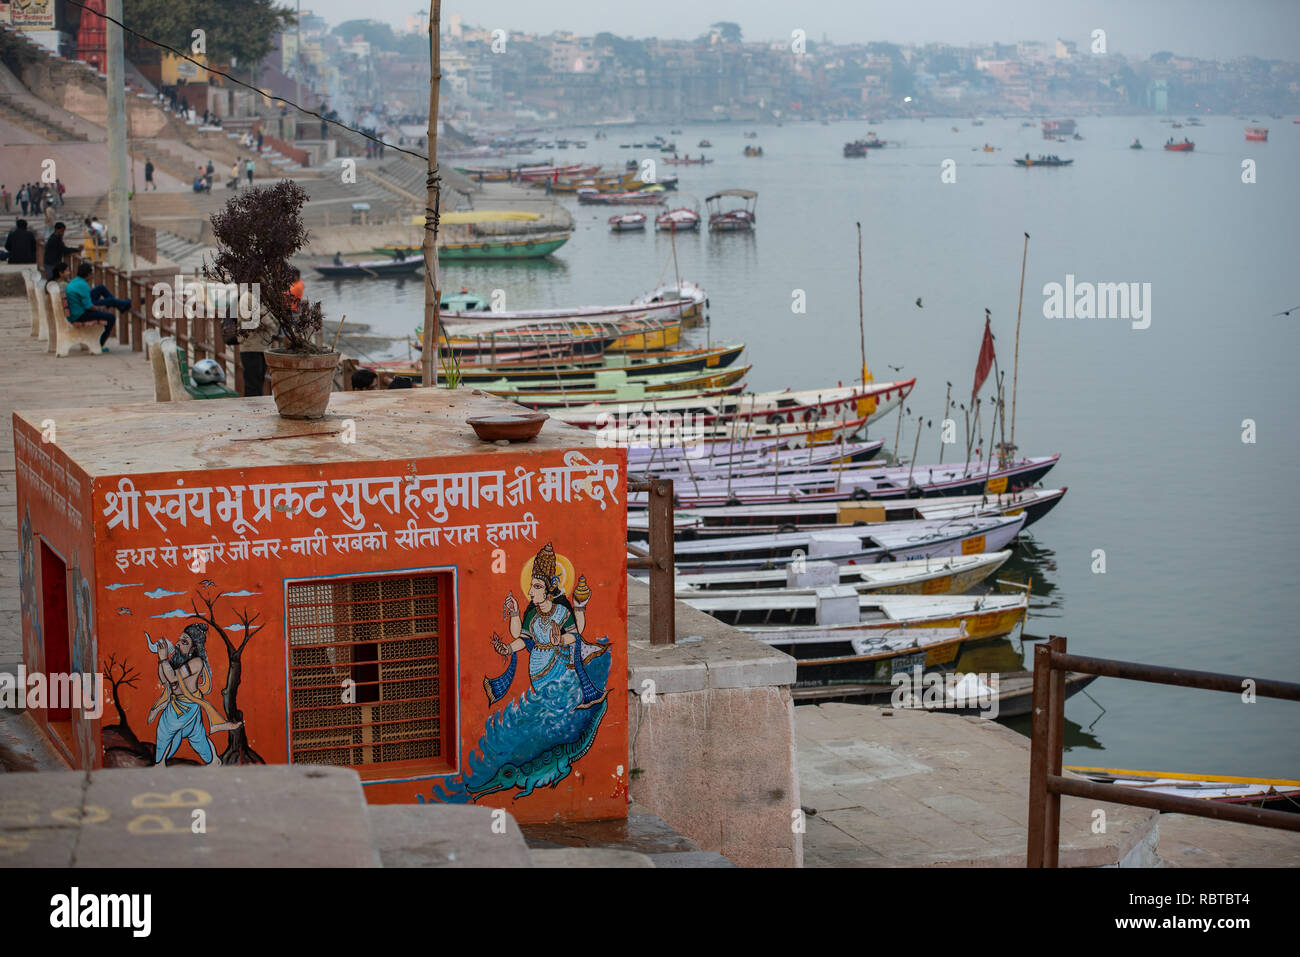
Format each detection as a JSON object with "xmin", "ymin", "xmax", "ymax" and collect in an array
[{"xmin": 374, "ymin": 232, "xmax": 572, "ymax": 261}]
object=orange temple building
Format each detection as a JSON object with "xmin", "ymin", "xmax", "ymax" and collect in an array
[{"xmin": 13, "ymin": 389, "xmax": 629, "ymax": 823}]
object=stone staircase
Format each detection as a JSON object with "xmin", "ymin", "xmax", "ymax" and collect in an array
[{"xmin": 0, "ymin": 62, "xmax": 94, "ymax": 142}]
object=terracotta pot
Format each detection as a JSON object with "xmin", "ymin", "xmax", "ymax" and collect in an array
[{"xmin": 264, "ymin": 350, "xmax": 339, "ymax": 419}]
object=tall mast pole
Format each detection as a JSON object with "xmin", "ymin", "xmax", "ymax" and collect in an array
[
  {"xmin": 1010, "ymin": 231, "xmax": 1029, "ymax": 449},
  {"xmin": 856, "ymin": 221, "xmax": 866, "ymax": 387},
  {"xmin": 420, "ymin": 1, "xmax": 442, "ymax": 387},
  {"xmin": 105, "ymin": 0, "xmax": 131, "ymax": 270}
]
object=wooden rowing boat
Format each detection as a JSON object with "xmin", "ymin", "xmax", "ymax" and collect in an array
[
  {"xmin": 437, "ymin": 232, "xmax": 572, "ymax": 260},
  {"xmin": 1063, "ymin": 767, "xmax": 1300, "ymax": 809},
  {"xmin": 629, "ymin": 487, "xmax": 1068, "ymax": 537},
  {"xmin": 794, "ymin": 670, "xmax": 1097, "ymax": 713},
  {"xmin": 313, "ymin": 255, "xmax": 423, "ymax": 277},
  {"xmin": 672, "ymin": 551, "xmax": 1012, "ymax": 596},
  {"xmin": 632, "ymin": 455, "xmax": 1061, "ymax": 506},
  {"xmin": 372, "ymin": 343, "xmax": 747, "ymax": 387},
  {"xmin": 703, "ymin": 591, "xmax": 1029, "ymax": 641},
  {"xmin": 666, "ymin": 514, "xmax": 1026, "ymax": 573},
  {"xmin": 542, "ymin": 379, "xmax": 916, "ymax": 427}
]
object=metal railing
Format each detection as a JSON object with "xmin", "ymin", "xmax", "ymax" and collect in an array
[
  {"xmin": 1027, "ymin": 634, "xmax": 1300, "ymax": 867},
  {"xmin": 35, "ymin": 235, "xmax": 248, "ymax": 392},
  {"xmin": 626, "ymin": 478, "xmax": 675, "ymax": 646}
]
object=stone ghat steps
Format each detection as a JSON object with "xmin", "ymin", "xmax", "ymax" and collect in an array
[
  {"xmin": 0, "ymin": 756, "xmax": 733, "ymax": 868},
  {"xmin": 0, "ymin": 93, "xmax": 88, "ymax": 143}
]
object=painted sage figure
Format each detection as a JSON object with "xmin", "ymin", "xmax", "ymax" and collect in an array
[{"xmin": 146, "ymin": 623, "xmax": 241, "ymax": 765}]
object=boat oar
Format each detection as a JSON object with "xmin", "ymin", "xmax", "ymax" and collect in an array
[{"xmin": 330, "ymin": 314, "xmax": 348, "ymax": 352}]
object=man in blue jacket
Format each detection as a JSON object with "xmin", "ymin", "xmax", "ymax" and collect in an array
[{"xmin": 65, "ymin": 262, "xmax": 132, "ymax": 350}]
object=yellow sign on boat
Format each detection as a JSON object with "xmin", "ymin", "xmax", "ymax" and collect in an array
[
  {"xmin": 986, "ymin": 476, "xmax": 1008, "ymax": 494},
  {"xmin": 961, "ymin": 535, "xmax": 987, "ymax": 554},
  {"xmin": 410, "ymin": 210, "xmax": 542, "ymax": 226}
]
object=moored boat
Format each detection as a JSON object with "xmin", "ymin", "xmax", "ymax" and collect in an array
[
  {"xmin": 550, "ymin": 378, "xmax": 915, "ymax": 428},
  {"xmin": 666, "ymin": 514, "xmax": 1027, "ymax": 573},
  {"xmin": 631, "ymin": 280, "xmax": 708, "ymax": 320},
  {"xmin": 672, "ymin": 551, "xmax": 1012, "ymax": 597},
  {"xmin": 313, "ymin": 255, "xmax": 423, "ymax": 277},
  {"xmin": 578, "ymin": 187, "xmax": 666, "ymax": 205},
  {"xmin": 437, "ymin": 231, "xmax": 572, "ymax": 260},
  {"xmin": 636, "ymin": 454, "xmax": 1061, "ymax": 507},
  {"xmin": 655, "ymin": 207, "xmax": 701, "ymax": 231},
  {"xmin": 1164, "ymin": 139, "xmax": 1195, "ymax": 151},
  {"xmin": 1063, "ymin": 767, "xmax": 1300, "ymax": 809},
  {"xmin": 793, "ymin": 669, "xmax": 1098, "ymax": 712},
  {"xmin": 630, "ymin": 487, "xmax": 1069, "ymax": 538},
  {"xmin": 1245, "ymin": 126, "xmax": 1269, "ymax": 141},
  {"xmin": 707, "ymin": 189, "xmax": 758, "ymax": 231},
  {"xmin": 691, "ymin": 590, "xmax": 1029, "ymax": 646},
  {"xmin": 609, "ymin": 212, "xmax": 647, "ymax": 231}
]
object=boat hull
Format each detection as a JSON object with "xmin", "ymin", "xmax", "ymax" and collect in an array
[{"xmin": 437, "ymin": 235, "xmax": 571, "ymax": 259}]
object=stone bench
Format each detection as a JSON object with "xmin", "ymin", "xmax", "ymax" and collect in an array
[{"xmin": 46, "ymin": 283, "xmax": 108, "ymax": 357}]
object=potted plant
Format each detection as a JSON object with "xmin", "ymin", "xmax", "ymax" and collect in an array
[{"xmin": 204, "ymin": 181, "xmax": 336, "ymax": 419}]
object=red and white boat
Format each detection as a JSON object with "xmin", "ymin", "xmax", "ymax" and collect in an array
[
  {"xmin": 1245, "ymin": 126, "xmax": 1269, "ymax": 141},
  {"xmin": 656, "ymin": 207, "xmax": 701, "ymax": 232},
  {"xmin": 535, "ymin": 378, "xmax": 916, "ymax": 426},
  {"xmin": 707, "ymin": 189, "xmax": 758, "ymax": 232},
  {"xmin": 609, "ymin": 212, "xmax": 647, "ymax": 232}
]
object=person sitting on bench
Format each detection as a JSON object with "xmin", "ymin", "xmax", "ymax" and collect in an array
[{"xmin": 65, "ymin": 261, "xmax": 132, "ymax": 351}]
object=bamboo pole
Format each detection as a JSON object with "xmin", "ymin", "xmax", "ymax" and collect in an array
[
  {"xmin": 420, "ymin": 0, "xmax": 443, "ymax": 388},
  {"xmin": 938, "ymin": 381, "xmax": 951, "ymax": 464},
  {"xmin": 856, "ymin": 222, "xmax": 866, "ymax": 387},
  {"xmin": 1010, "ymin": 232, "xmax": 1029, "ymax": 449}
]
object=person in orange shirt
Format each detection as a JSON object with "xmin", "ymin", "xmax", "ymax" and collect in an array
[{"xmin": 286, "ymin": 266, "xmax": 304, "ymax": 313}]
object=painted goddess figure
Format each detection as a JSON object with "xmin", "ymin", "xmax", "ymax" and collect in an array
[{"xmin": 484, "ymin": 542, "xmax": 608, "ymax": 711}]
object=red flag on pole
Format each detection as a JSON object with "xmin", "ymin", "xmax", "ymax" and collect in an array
[{"xmin": 972, "ymin": 314, "xmax": 996, "ymax": 402}]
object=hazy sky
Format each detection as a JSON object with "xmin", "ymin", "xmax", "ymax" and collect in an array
[{"xmin": 303, "ymin": 0, "xmax": 1300, "ymax": 61}]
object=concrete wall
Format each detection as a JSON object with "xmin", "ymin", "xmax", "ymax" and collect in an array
[{"xmin": 625, "ymin": 581, "xmax": 803, "ymax": 867}]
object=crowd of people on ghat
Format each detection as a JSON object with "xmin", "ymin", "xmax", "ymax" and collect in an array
[{"xmin": 1, "ymin": 179, "xmax": 66, "ymax": 217}]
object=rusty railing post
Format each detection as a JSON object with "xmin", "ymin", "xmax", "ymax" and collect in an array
[
  {"xmin": 1026, "ymin": 640, "xmax": 1052, "ymax": 867},
  {"xmin": 1044, "ymin": 633, "xmax": 1067, "ymax": 867},
  {"xmin": 131, "ymin": 275, "xmax": 144, "ymax": 351},
  {"xmin": 648, "ymin": 478, "xmax": 675, "ymax": 645}
]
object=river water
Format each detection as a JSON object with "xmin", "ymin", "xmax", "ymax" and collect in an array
[{"xmin": 314, "ymin": 116, "xmax": 1300, "ymax": 777}]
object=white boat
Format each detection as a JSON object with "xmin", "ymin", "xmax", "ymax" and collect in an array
[
  {"xmin": 557, "ymin": 378, "xmax": 915, "ymax": 429},
  {"xmin": 631, "ymin": 280, "xmax": 708, "ymax": 319},
  {"xmin": 612, "ymin": 414, "xmax": 872, "ymax": 454},
  {"xmin": 632, "ymin": 455, "xmax": 1061, "ymax": 506},
  {"xmin": 655, "ymin": 207, "xmax": 701, "ymax": 231},
  {"xmin": 685, "ymin": 591, "xmax": 1029, "ymax": 641},
  {"xmin": 628, "ymin": 487, "xmax": 1068, "ymax": 535},
  {"xmin": 665, "ymin": 513, "xmax": 1026, "ymax": 572},
  {"xmin": 609, "ymin": 212, "xmax": 647, "ymax": 232},
  {"xmin": 1063, "ymin": 767, "xmax": 1300, "ymax": 807},
  {"xmin": 439, "ymin": 298, "xmax": 691, "ymax": 325},
  {"xmin": 670, "ymin": 551, "xmax": 1012, "ymax": 596}
]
